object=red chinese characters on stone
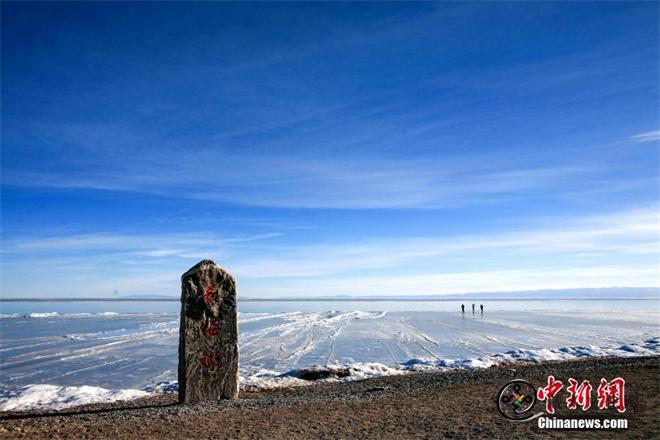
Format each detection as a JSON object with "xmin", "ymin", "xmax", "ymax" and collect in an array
[
  {"xmin": 566, "ymin": 378, "xmax": 593, "ymax": 411},
  {"xmin": 202, "ymin": 318, "xmax": 219, "ymax": 337},
  {"xmin": 200, "ymin": 351, "xmax": 222, "ymax": 370},
  {"xmin": 537, "ymin": 375, "xmax": 564, "ymax": 414},
  {"xmin": 597, "ymin": 377, "xmax": 626, "ymax": 413},
  {"xmin": 203, "ymin": 284, "xmax": 215, "ymax": 305}
]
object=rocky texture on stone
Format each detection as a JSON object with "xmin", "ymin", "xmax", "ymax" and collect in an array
[{"xmin": 178, "ymin": 260, "xmax": 239, "ymax": 403}]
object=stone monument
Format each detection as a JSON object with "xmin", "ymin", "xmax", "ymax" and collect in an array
[{"xmin": 178, "ymin": 260, "xmax": 239, "ymax": 403}]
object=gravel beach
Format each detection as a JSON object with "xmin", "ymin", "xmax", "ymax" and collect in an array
[{"xmin": 1, "ymin": 356, "xmax": 658, "ymax": 439}]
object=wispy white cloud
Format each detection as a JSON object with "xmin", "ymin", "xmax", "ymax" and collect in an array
[
  {"xmin": 2, "ymin": 140, "xmax": 601, "ymax": 209},
  {"xmin": 3, "ymin": 232, "xmax": 282, "ymax": 256},
  {"xmin": 247, "ymin": 266, "xmax": 660, "ymax": 297},
  {"xmin": 631, "ymin": 130, "xmax": 660, "ymax": 143},
  {"xmin": 2, "ymin": 206, "xmax": 657, "ymax": 297},
  {"xmin": 228, "ymin": 208, "xmax": 659, "ymax": 278}
]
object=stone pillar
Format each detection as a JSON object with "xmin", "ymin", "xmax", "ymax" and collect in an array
[{"xmin": 178, "ymin": 260, "xmax": 239, "ymax": 403}]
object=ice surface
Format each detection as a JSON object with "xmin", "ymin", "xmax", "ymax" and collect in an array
[{"xmin": 0, "ymin": 300, "xmax": 658, "ymax": 410}]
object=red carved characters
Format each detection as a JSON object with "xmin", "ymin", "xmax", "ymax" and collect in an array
[
  {"xmin": 202, "ymin": 317, "xmax": 219, "ymax": 337},
  {"xmin": 203, "ymin": 283, "xmax": 216, "ymax": 305},
  {"xmin": 201, "ymin": 283, "xmax": 220, "ymax": 336},
  {"xmin": 199, "ymin": 282, "xmax": 221, "ymax": 368},
  {"xmin": 537, "ymin": 375, "xmax": 564, "ymax": 414},
  {"xmin": 200, "ymin": 351, "xmax": 222, "ymax": 370}
]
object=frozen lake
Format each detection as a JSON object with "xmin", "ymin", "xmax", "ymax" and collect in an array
[{"xmin": 1, "ymin": 299, "xmax": 658, "ymax": 410}]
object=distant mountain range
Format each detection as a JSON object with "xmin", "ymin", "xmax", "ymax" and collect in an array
[{"xmin": 3, "ymin": 287, "xmax": 658, "ymax": 302}]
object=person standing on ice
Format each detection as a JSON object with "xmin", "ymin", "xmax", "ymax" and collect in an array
[
  {"xmin": 480, "ymin": 304, "xmax": 484, "ymax": 314},
  {"xmin": 472, "ymin": 304, "xmax": 475, "ymax": 314},
  {"xmin": 461, "ymin": 304, "xmax": 465, "ymax": 313}
]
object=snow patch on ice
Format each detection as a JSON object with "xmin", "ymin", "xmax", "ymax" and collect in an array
[
  {"xmin": 27, "ymin": 312, "xmax": 59, "ymax": 318},
  {"xmin": 401, "ymin": 338, "xmax": 660, "ymax": 373},
  {"xmin": 23, "ymin": 311, "xmax": 173, "ymax": 319},
  {"xmin": 240, "ymin": 362, "xmax": 404, "ymax": 390},
  {"xmin": 238, "ymin": 312, "xmax": 306, "ymax": 323},
  {"xmin": 0, "ymin": 384, "xmax": 150, "ymax": 411},
  {"xmin": 142, "ymin": 381, "xmax": 178, "ymax": 394},
  {"xmin": 0, "ymin": 313, "xmax": 19, "ymax": 319}
]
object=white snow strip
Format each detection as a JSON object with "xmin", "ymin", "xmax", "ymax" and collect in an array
[
  {"xmin": 27, "ymin": 312, "xmax": 59, "ymax": 318},
  {"xmin": 0, "ymin": 314, "xmax": 20, "ymax": 319},
  {"xmin": 1, "ymin": 338, "xmax": 656, "ymax": 411},
  {"xmin": 0, "ymin": 384, "xmax": 149, "ymax": 411}
]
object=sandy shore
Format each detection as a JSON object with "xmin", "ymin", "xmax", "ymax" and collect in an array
[{"xmin": 1, "ymin": 356, "xmax": 658, "ymax": 439}]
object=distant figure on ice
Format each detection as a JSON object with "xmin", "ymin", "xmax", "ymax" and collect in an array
[
  {"xmin": 472, "ymin": 303, "xmax": 475, "ymax": 314},
  {"xmin": 480, "ymin": 304, "xmax": 484, "ymax": 314},
  {"xmin": 461, "ymin": 304, "xmax": 465, "ymax": 313}
]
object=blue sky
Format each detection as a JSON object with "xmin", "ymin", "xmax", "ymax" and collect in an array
[{"xmin": 1, "ymin": 2, "xmax": 658, "ymax": 298}]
